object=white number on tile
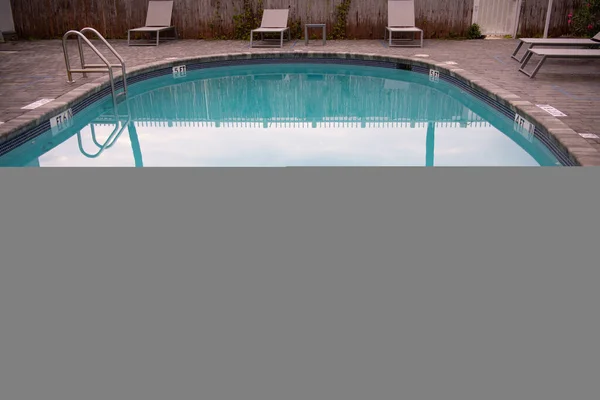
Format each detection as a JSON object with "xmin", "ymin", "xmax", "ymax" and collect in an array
[
  {"xmin": 173, "ymin": 65, "xmax": 187, "ymax": 79},
  {"xmin": 429, "ymin": 69, "xmax": 440, "ymax": 83},
  {"xmin": 513, "ymin": 113, "xmax": 535, "ymax": 141},
  {"xmin": 50, "ymin": 108, "xmax": 74, "ymax": 136}
]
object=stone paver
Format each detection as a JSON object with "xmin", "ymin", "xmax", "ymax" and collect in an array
[{"xmin": 1, "ymin": 38, "xmax": 599, "ymax": 163}]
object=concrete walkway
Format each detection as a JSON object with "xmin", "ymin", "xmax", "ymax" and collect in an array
[{"xmin": 1, "ymin": 38, "xmax": 599, "ymax": 161}]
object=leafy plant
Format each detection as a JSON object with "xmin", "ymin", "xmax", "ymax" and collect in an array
[
  {"xmin": 568, "ymin": 0, "xmax": 600, "ymax": 37},
  {"xmin": 208, "ymin": 0, "xmax": 226, "ymax": 39},
  {"xmin": 466, "ymin": 23, "xmax": 483, "ymax": 39},
  {"xmin": 331, "ymin": 0, "xmax": 352, "ymax": 40},
  {"xmin": 233, "ymin": 0, "xmax": 263, "ymax": 40},
  {"xmin": 289, "ymin": 19, "xmax": 303, "ymax": 40}
]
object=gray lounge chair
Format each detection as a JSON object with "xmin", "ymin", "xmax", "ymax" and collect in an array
[
  {"xmin": 518, "ymin": 48, "xmax": 600, "ymax": 78},
  {"xmin": 384, "ymin": 0, "xmax": 423, "ymax": 48},
  {"xmin": 128, "ymin": 1, "xmax": 177, "ymax": 46},
  {"xmin": 511, "ymin": 32, "xmax": 600, "ymax": 63},
  {"xmin": 250, "ymin": 9, "xmax": 291, "ymax": 48}
]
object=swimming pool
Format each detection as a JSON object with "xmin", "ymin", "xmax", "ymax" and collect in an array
[{"xmin": 0, "ymin": 60, "xmax": 565, "ymax": 167}]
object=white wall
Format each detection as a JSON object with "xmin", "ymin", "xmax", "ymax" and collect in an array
[{"xmin": 0, "ymin": 0, "xmax": 15, "ymax": 32}]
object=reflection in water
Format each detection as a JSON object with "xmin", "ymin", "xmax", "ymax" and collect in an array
[
  {"xmin": 426, "ymin": 123, "xmax": 435, "ymax": 167},
  {"xmin": 123, "ymin": 72, "xmax": 488, "ymax": 128},
  {"xmin": 128, "ymin": 122, "xmax": 144, "ymax": 168},
  {"xmin": 0, "ymin": 65, "xmax": 560, "ymax": 167},
  {"xmin": 77, "ymin": 115, "xmax": 130, "ymax": 159}
]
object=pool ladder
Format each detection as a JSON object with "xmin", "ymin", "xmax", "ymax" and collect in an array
[{"xmin": 62, "ymin": 27, "xmax": 128, "ymax": 113}]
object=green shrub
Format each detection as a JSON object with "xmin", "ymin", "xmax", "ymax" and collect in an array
[
  {"xmin": 331, "ymin": 0, "xmax": 352, "ymax": 40},
  {"xmin": 466, "ymin": 23, "xmax": 482, "ymax": 39},
  {"xmin": 233, "ymin": 0, "xmax": 263, "ymax": 40}
]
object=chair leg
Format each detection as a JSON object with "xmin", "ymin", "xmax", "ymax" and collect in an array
[
  {"xmin": 250, "ymin": 31, "xmax": 253, "ymax": 48},
  {"xmin": 127, "ymin": 30, "xmax": 131, "ymax": 46},
  {"xmin": 420, "ymin": 31, "xmax": 423, "ymax": 48},
  {"xmin": 518, "ymin": 51, "xmax": 547, "ymax": 78},
  {"xmin": 518, "ymin": 45, "xmax": 533, "ymax": 64},
  {"xmin": 510, "ymin": 41, "xmax": 525, "ymax": 61},
  {"xmin": 156, "ymin": 31, "xmax": 160, "ymax": 46},
  {"xmin": 528, "ymin": 56, "xmax": 548, "ymax": 79},
  {"xmin": 519, "ymin": 50, "xmax": 534, "ymax": 71},
  {"xmin": 280, "ymin": 32, "xmax": 283, "ymax": 48}
]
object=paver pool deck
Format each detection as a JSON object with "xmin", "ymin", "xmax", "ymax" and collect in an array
[{"xmin": 1, "ymin": 38, "xmax": 599, "ymax": 164}]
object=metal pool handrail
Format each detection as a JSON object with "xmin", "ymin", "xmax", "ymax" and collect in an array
[
  {"xmin": 78, "ymin": 27, "xmax": 128, "ymax": 97},
  {"xmin": 62, "ymin": 30, "xmax": 119, "ymax": 113}
]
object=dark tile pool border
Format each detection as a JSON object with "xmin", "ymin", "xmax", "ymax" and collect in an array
[{"xmin": 0, "ymin": 51, "xmax": 595, "ymax": 165}]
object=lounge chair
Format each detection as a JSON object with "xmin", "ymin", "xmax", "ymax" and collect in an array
[
  {"xmin": 518, "ymin": 48, "xmax": 600, "ymax": 78},
  {"xmin": 511, "ymin": 32, "xmax": 600, "ymax": 63},
  {"xmin": 250, "ymin": 9, "xmax": 291, "ymax": 48},
  {"xmin": 384, "ymin": 0, "xmax": 423, "ymax": 48},
  {"xmin": 127, "ymin": 1, "xmax": 177, "ymax": 46}
]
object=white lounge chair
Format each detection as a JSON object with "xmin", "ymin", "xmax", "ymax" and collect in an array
[
  {"xmin": 250, "ymin": 9, "xmax": 291, "ymax": 48},
  {"xmin": 518, "ymin": 47, "xmax": 600, "ymax": 78},
  {"xmin": 127, "ymin": 1, "xmax": 177, "ymax": 46},
  {"xmin": 511, "ymin": 32, "xmax": 600, "ymax": 63},
  {"xmin": 384, "ymin": 0, "xmax": 423, "ymax": 48}
]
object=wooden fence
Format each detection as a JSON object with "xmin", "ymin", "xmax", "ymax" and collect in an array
[
  {"xmin": 9, "ymin": 0, "xmax": 587, "ymax": 40},
  {"xmin": 518, "ymin": 0, "xmax": 583, "ymax": 37}
]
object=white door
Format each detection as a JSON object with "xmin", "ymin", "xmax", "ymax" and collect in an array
[{"xmin": 472, "ymin": 0, "xmax": 522, "ymax": 37}]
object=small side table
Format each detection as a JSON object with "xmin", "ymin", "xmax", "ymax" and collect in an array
[{"xmin": 305, "ymin": 24, "xmax": 326, "ymax": 46}]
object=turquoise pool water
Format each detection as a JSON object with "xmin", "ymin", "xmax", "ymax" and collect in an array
[{"xmin": 0, "ymin": 63, "xmax": 562, "ymax": 166}]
